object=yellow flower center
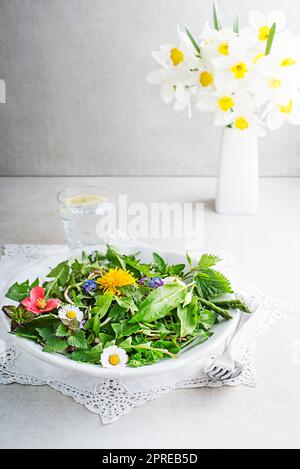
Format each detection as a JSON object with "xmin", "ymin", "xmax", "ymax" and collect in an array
[
  {"xmin": 170, "ymin": 48, "xmax": 184, "ymax": 66},
  {"xmin": 199, "ymin": 71, "xmax": 214, "ymax": 87},
  {"xmin": 231, "ymin": 62, "xmax": 248, "ymax": 79},
  {"xmin": 280, "ymin": 57, "xmax": 296, "ymax": 67},
  {"xmin": 66, "ymin": 310, "xmax": 76, "ymax": 319},
  {"xmin": 269, "ymin": 78, "xmax": 282, "ymax": 89},
  {"xmin": 109, "ymin": 354, "xmax": 120, "ymax": 366},
  {"xmin": 97, "ymin": 268, "xmax": 136, "ymax": 295},
  {"xmin": 218, "ymin": 96, "xmax": 234, "ymax": 112},
  {"xmin": 218, "ymin": 42, "xmax": 229, "ymax": 56},
  {"xmin": 235, "ymin": 117, "xmax": 249, "ymax": 130},
  {"xmin": 258, "ymin": 25, "xmax": 270, "ymax": 41},
  {"xmin": 36, "ymin": 298, "xmax": 47, "ymax": 309},
  {"xmin": 279, "ymin": 100, "xmax": 293, "ymax": 114},
  {"xmin": 252, "ymin": 53, "xmax": 265, "ymax": 64}
]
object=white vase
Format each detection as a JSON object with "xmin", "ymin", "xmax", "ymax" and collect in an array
[{"xmin": 215, "ymin": 127, "xmax": 259, "ymax": 215}]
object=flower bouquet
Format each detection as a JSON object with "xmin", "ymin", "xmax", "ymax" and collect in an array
[
  {"xmin": 146, "ymin": 4, "xmax": 300, "ymax": 214},
  {"xmin": 2, "ymin": 246, "xmax": 250, "ymax": 369}
]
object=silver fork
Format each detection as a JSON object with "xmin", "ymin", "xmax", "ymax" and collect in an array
[{"xmin": 204, "ymin": 312, "xmax": 249, "ymax": 381}]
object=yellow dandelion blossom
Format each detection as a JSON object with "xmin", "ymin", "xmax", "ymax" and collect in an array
[{"xmin": 96, "ymin": 268, "xmax": 136, "ymax": 295}]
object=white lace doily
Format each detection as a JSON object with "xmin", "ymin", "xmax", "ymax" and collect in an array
[{"xmin": 0, "ymin": 244, "xmax": 294, "ymax": 424}]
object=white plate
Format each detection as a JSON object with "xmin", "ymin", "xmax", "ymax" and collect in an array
[{"xmin": 0, "ymin": 244, "xmax": 240, "ymax": 378}]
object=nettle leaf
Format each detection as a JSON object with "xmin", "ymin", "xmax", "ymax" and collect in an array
[
  {"xmin": 6, "ymin": 278, "xmax": 39, "ymax": 302},
  {"xmin": 11, "ymin": 326, "xmax": 42, "ymax": 342},
  {"xmin": 67, "ymin": 330, "xmax": 88, "ymax": 350},
  {"xmin": 43, "ymin": 336, "xmax": 68, "ymax": 353},
  {"xmin": 177, "ymin": 299, "xmax": 198, "ymax": 337},
  {"xmin": 36, "ymin": 326, "xmax": 56, "ymax": 342},
  {"xmin": 130, "ymin": 283, "xmax": 187, "ymax": 324},
  {"xmin": 195, "ymin": 269, "xmax": 232, "ymax": 300},
  {"xmin": 56, "ymin": 323, "xmax": 71, "ymax": 337},
  {"xmin": 198, "ymin": 253, "xmax": 221, "ymax": 269},
  {"xmin": 153, "ymin": 252, "xmax": 167, "ymax": 274}
]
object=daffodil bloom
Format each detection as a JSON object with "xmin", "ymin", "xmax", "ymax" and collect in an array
[
  {"xmin": 265, "ymin": 94, "xmax": 300, "ymax": 130},
  {"xmin": 97, "ymin": 268, "xmax": 136, "ymax": 295},
  {"xmin": 100, "ymin": 346, "xmax": 128, "ymax": 368},
  {"xmin": 58, "ymin": 304, "xmax": 84, "ymax": 322},
  {"xmin": 240, "ymin": 9, "xmax": 286, "ymax": 47}
]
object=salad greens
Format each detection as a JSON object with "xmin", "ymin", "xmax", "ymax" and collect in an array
[{"xmin": 2, "ymin": 246, "xmax": 250, "ymax": 368}]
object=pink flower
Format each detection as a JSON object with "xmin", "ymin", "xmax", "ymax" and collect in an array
[{"xmin": 21, "ymin": 286, "xmax": 60, "ymax": 315}]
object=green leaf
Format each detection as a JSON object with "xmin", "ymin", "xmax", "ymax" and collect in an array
[
  {"xmin": 2, "ymin": 304, "xmax": 34, "ymax": 329},
  {"xmin": 233, "ymin": 15, "xmax": 239, "ymax": 35},
  {"xmin": 195, "ymin": 269, "xmax": 232, "ymax": 299},
  {"xmin": 5, "ymin": 278, "xmax": 38, "ymax": 302},
  {"xmin": 44, "ymin": 261, "xmax": 69, "ymax": 298},
  {"xmin": 186, "ymin": 251, "xmax": 193, "ymax": 267},
  {"xmin": 153, "ymin": 252, "xmax": 167, "ymax": 273},
  {"xmin": 166, "ymin": 264, "xmax": 185, "ymax": 276},
  {"xmin": 111, "ymin": 320, "xmax": 140, "ymax": 339},
  {"xmin": 177, "ymin": 299, "xmax": 198, "ymax": 337},
  {"xmin": 56, "ymin": 323, "xmax": 71, "ymax": 337},
  {"xmin": 198, "ymin": 309, "xmax": 217, "ymax": 330},
  {"xmin": 115, "ymin": 295, "xmax": 138, "ymax": 313},
  {"xmin": 130, "ymin": 283, "xmax": 187, "ymax": 324},
  {"xmin": 106, "ymin": 245, "xmax": 126, "ymax": 269},
  {"xmin": 265, "ymin": 23, "xmax": 276, "ymax": 55},
  {"xmin": 67, "ymin": 330, "xmax": 88, "ymax": 349},
  {"xmin": 36, "ymin": 326, "xmax": 56, "ymax": 342},
  {"xmin": 92, "ymin": 293, "xmax": 113, "ymax": 336},
  {"xmin": 43, "ymin": 336, "xmax": 68, "ymax": 353},
  {"xmin": 70, "ymin": 344, "xmax": 102, "ymax": 364},
  {"xmin": 198, "ymin": 253, "xmax": 221, "ymax": 269},
  {"xmin": 213, "ymin": 2, "xmax": 221, "ymax": 31},
  {"xmin": 184, "ymin": 26, "xmax": 201, "ymax": 54}
]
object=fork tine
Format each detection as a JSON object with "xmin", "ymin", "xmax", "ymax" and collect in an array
[
  {"xmin": 213, "ymin": 368, "xmax": 227, "ymax": 379},
  {"xmin": 205, "ymin": 363, "xmax": 219, "ymax": 374},
  {"xmin": 219, "ymin": 369, "xmax": 233, "ymax": 381}
]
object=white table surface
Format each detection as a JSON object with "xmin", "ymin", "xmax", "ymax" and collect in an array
[{"xmin": 0, "ymin": 176, "xmax": 299, "ymax": 449}]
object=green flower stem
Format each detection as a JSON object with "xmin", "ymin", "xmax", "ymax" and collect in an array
[
  {"xmin": 132, "ymin": 344, "xmax": 178, "ymax": 359},
  {"xmin": 198, "ymin": 298, "xmax": 233, "ymax": 319}
]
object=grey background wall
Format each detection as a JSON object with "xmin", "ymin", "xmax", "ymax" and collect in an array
[{"xmin": 0, "ymin": 0, "xmax": 300, "ymax": 176}]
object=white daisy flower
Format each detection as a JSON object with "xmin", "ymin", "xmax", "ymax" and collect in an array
[
  {"xmin": 100, "ymin": 346, "xmax": 128, "ymax": 368},
  {"xmin": 58, "ymin": 304, "xmax": 84, "ymax": 322}
]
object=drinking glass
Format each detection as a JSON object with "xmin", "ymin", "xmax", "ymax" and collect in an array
[{"xmin": 57, "ymin": 186, "xmax": 115, "ymax": 250}]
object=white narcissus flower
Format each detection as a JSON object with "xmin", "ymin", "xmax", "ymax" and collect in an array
[
  {"xmin": 225, "ymin": 103, "xmax": 266, "ymax": 137},
  {"xmin": 58, "ymin": 304, "xmax": 84, "ymax": 322},
  {"xmin": 241, "ymin": 10, "xmax": 286, "ymax": 47},
  {"xmin": 265, "ymin": 93, "xmax": 300, "ymax": 130},
  {"xmin": 211, "ymin": 40, "xmax": 252, "ymax": 91},
  {"xmin": 100, "ymin": 346, "xmax": 128, "ymax": 368},
  {"xmin": 196, "ymin": 86, "xmax": 241, "ymax": 126},
  {"xmin": 200, "ymin": 22, "xmax": 240, "ymax": 60}
]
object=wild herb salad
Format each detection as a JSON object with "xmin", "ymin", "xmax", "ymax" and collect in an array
[{"xmin": 2, "ymin": 246, "xmax": 250, "ymax": 368}]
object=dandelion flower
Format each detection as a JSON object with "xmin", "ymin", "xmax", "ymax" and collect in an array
[{"xmin": 97, "ymin": 268, "xmax": 136, "ymax": 295}]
